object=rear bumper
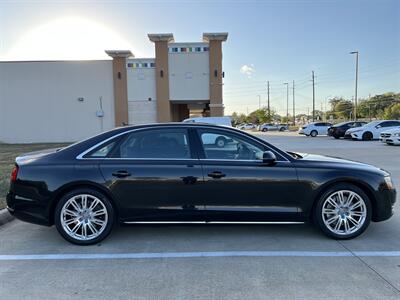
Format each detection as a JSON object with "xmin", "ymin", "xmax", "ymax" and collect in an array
[{"xmin": 6, "ymin": 192, "xmax": 51, "ymax": 226}]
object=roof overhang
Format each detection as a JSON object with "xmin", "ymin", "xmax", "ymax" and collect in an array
[
  {"xmin": 203, "ymin": 32, "xmax": 228, "ymax": 42},
  {"xmin": 148, "ymin": 33, "xmax": 174, "ymax": 43},
  {"xmin": 105, "ymin": 50, "xmax": 134, "ymax": 58}
]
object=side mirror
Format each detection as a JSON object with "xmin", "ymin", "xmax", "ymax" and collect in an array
[{"xmin": 262, "ymin": 151, "xmax": 277, "ymax": 165}]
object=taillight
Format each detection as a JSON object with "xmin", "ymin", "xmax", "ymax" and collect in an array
[{"xmin": 10, "ymin": 165, "xmax": 19, "ymax": 183}]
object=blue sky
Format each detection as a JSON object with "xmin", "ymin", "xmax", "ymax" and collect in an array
[{"xmin": 0, "ymin": 0, "xmax": 399, "ymax": 115}]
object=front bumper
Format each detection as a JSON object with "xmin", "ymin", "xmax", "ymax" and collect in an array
[{"xmin": 373, "ymin": 187, "xmax": 396, "ymax": 222}]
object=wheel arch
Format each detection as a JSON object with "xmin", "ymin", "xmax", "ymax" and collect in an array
[
  {"xmin": 310, "ymin": 179, "xmax": 378, "ymax": 222},
  {"xmin": 48, "ymin": 181, "xmax": 119, "ymax": 225}
]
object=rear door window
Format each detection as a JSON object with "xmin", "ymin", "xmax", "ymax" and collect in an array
[{"xmin": 117, "ymin": 129, "xmax": 191, "ymax": 159}]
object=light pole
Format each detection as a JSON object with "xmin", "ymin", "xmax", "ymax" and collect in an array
[
  {"xmin": 284, "ymin": 82, "xmax": 289, "ymax": 126},
  {"xmin": 350, "ymin": 51, "xmax": 359, "ymax": 121}
]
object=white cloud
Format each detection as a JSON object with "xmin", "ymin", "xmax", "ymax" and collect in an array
[{"xmin": 240, "ymin": 64, "xmax": 255, "ymax": 77}]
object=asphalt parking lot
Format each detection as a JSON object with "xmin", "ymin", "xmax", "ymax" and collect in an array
[{"xmin": 1, "ymin": 133, "xmax": 399, "ymax": 299}]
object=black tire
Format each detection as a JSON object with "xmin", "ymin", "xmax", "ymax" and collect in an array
[
  {"xmin": 314, "ymin": 183, "xmax": 371, "ymax": 239},
  {"xmin": 279, "ymin": 127, "xmax": 285, "ymax": 132},
  {"xmin": 54, "ymin": 188, "xmax": 115, "ymax": 245},
  {"xmin": 333, "ymin": 134, "xmax": 340, "ymax": 139},
  {"xmin": 262, "ymin": 128, "xmax": 268, "ymax": 132},
  {"xmin": 215, "ymin": 136, "xmax": 227, "ymax": 148},
  {"xmin": 362, "ymin": 131, "xmax": 373, "ymax": 141},
  {"xmin": 310, "ymin": 130, "xmax": 318, "ymax": 137}
]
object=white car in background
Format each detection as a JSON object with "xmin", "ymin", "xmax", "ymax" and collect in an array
[
  {"xmin": 380, "ymin": 127, "xmax": 400, "ymax": 145},
  {"xmin": 182, "ymin": 116, "xmax": 232, "ymax": 127},
  {"xmin": 298, "ymin": 122, "xmax": 332, "ymax": 137},
  {"xmin": 237, "ymin": 123, "xmax": 256, "ymax": 130},
  {"xmin": 345, "ymin": 120, "xmax": 400, "ymax": 141},
  {"xmin": 182, "ymin": 116, "xmax": 232, "ymax": 147}
]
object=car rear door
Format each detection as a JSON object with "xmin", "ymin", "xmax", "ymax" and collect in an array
[
  {"xmin": 193, "ymin": 127, "xmax": 303, "ymax": 221},
  {"xmin": 96, "ymin": 127, "xmax": 205, "ymax": 222}
]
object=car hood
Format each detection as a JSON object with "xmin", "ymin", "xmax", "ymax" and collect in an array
[
  {"xmin": 382, "ymin": 126, "xmax": 400, "ymax": 134},
  {"xmin": 16, "ymin": 148, "xmax": 61, "ymax": 165},
  {"xmin": 295, "ymin": 152, "xmax": 388, "ymax": 175}
]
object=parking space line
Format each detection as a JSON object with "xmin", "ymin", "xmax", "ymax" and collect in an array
[{"xmin": 0, "ymin": 251, "xmax": 400, "ymax": 261}]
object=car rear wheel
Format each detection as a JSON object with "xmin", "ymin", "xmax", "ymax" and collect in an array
[
  {"xmin": 362, "ymin": 131, "xmax": 373, "ymax": 141},
  {"xmin": 314, "ymin": 184, "xmax": 371, "ymax": 239},
  {"xmin": 262, "ymin": 128, "xmax": 268, "ymax": 132},
  {"xmin": 279, "ymin": 127, "xmax": 285, "ymax": 132},
  {"xmin": 333, "ymin": 134, "xmax": 340, "ymax": 139},
  {"xmin": 215, "ymin": 136, "xmax": 227, "ymax": 148},
  {"xmin": 310, "ymin": 130, "xmax": 318, "ymax": 137},
  {"xmin": 55, "ymin": 188, "xmax": 114, "ymax": 245}
]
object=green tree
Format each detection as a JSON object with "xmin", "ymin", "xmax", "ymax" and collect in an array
[{"xmin": 383, "ymin": 103, "xmax": 400, "ymax": 120}]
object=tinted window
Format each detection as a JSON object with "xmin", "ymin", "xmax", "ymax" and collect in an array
[
  {"xmin": 198, "ymin": 129, "xmax": 264, "ymax": 161},
  {"xmin": 88, "ymin": 141, "xmax": 116, "ymax": 158},
  {"xmin": 116, "ymin": 129, "xmax": 191, "ymax": 159}
]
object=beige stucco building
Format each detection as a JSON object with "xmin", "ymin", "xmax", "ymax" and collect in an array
[{"xmin": 0, "ymin": 32, "xmax": 227, "ymax": 143}]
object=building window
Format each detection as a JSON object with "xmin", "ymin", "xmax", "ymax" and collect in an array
[
  {"xmin": 203, "ymin": 47, "xmax": 209, "ymax": 52},
  {"xmin": 127, "ymin": 63, "xmax": 133, "ymax": 68},
  {"xmin": 150, "ymin": 62, "xmax": 155, "ymax": 68},
  {"xmin": 195, "ymin": 47, "xmax": 202, "ymax": 52},
  {"xmin": 135, "ymin": 63, "xmax": 140, "ymax": 68},
  {"xmin": 142, "ymin": 63, "xmax": 148, "ymax": 68},
  {"xmin": 171, "ymin": 47, "xmax": 179, "ymax": 53},
  {"xmin": 181, "ymin": 47, "xmax": 187, "ymax": 52}
]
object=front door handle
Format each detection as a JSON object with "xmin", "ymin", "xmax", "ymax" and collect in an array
[
  {"xmin": 208, "ymin": 171, "xmax": 226, "ymax": 179},
  {"xmin": 112, "ymin": 170, "xmax": 131, "ymax": 178}
]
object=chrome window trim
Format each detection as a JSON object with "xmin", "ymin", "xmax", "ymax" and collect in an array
[{"xmin": 76, "ymin": 125, "xmax": 291, "ymax": 162}]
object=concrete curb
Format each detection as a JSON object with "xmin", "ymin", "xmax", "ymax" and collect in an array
[{"xmin": 0, "ymin": 208, "xmax": 14, "ymax": 226}]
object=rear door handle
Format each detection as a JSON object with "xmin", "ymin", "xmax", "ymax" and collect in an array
[
  {"xmin": 207, "ymin": 171, "xmax": 226, "ymax": 179},
  {"xmin": 112, "ymin": 170, "xmax": 131, "ymax": 178}
]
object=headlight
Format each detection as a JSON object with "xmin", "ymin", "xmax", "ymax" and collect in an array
[{"xmin": 384, "ymin": 176, "xmax": 394, "ymax": 190}]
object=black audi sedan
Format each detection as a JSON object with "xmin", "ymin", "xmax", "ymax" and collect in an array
[
  {"xmin": 7, "ymin": 123, "xmax": 396, "ymax": 245},
  {"xmin": 328, "ymin": 121, "xmax": 367, "ymax": 139}
]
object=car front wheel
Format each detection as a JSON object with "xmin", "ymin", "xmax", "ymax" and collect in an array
[
  {"xmin": 362, "ymin": 132, "xmax": 373, "ymax": 141},
  {"xmin": 314, "ymin": 184, "xmax": 371, "ymax": 239},
  {"xmin": 55, "ymin": 188, "xmax": 114, "ymax": 245},
  {"xmin": 310, "ymin": 130, "xmax": 318, "ymax": 137}
]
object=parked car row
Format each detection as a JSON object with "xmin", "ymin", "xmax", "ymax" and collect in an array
[{"xmin": 299, "ymin": 120, "xmax": 400, "ymax": 145}]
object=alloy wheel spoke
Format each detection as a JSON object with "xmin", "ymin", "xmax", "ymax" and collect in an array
[
  {"xmin": 89, "ymin": 199, "xmax": 99, "ymax": 211},
  {"xmin": 326, "ymin": 198, "xmax": 339, "ymax": 209},
  {"xmin": 81, "ymin": 195, "xmax": 88, "ymax": 210},
  {"xmin": 64, "ymin": 209, "xmax": 79, "ymax": 217},
  {"xmin": 326, "ymin": 215, "xmax": 339, "ymax": 225},
  {"xmin": 91, "ymin": 218, "xmax": 105, "ymax": 226},
  {"xmin": 87, "ymin": 222, "xmax": 98, "ymax": 235},
  {"xmin": 347, "ymin": 216, "xmax": 359, "ymax": 227},
  {"xmin": 92, "ymin": 208, "xmax": 107, "ymax": 217},
  {"xmin": 70, "ymin": 198, "xmax": 81, "ymax": 212}
]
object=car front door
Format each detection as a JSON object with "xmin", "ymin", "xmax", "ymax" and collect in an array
[
  {"xmin": 96, "ymin": 127, "xmax": 205, "ymax": 222},
  {"xmin": 194, "ymin": 128, "xmax": 304, "ymax": 221}
]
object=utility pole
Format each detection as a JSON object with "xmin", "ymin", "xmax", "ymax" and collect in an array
[
  {"xmin": 312, "ymin": 71, "xmax": 315, "ymax": 122},
  {"xmin": 267, "ymin": 81, "xmax": 270, "ymax": 121},
  {"xmin": 284, "ymin": 82, "xmax": 289, "ymax": 126},
  {"xmin": 350, "ymin": 51, "xmax": 359, "ymax": 121},
  {"xmin": 292, "ymin": 80, "xmax": 295, "ymax": 126}
]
